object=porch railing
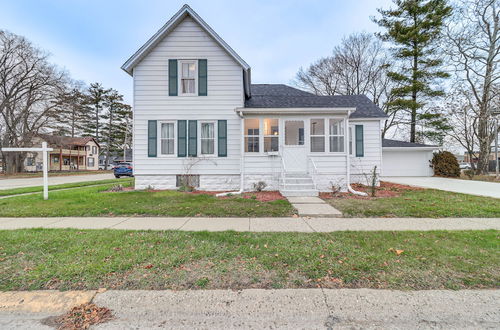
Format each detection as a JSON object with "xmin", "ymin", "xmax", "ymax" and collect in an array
[
  {"xmin": 279, "ymin": 152, "xmax": 286, "ymax": 189},
  {"xmin": 308, "ymin": 157, "xmax": 319, "ymax": 190}
]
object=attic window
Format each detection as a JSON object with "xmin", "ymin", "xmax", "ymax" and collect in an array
[{"xmin": 179, "ymin": 60, "xmax": 197, "ymax": 95}]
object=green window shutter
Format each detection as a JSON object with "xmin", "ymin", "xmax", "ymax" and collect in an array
[
  {"xmin": 198, "ymin": 59, "xmax": 207, "ymax": 96},
  {"xmin": 177, "ymin": 120, "xmax": 187, "ymax": 157},
  {"xmin": 218, "ymin": 120, "xmax": 227, "ymax": 157},
  {"xmin": 147, "ymin": 120, "xmax": 157, "ymax": 157},
  {"xmin": 188, "ymin": 120, "xmax": 197, "ymax": 157},
  {"xmin": 355, "ymin": 125, "xmax": 364, "ymax": 157},
  {"xmin": 168, "ymin": 59, "xmax": 178, "ymax": 96}
]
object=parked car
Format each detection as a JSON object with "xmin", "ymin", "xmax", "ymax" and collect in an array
[
  {"xmin": 99, "ymin": 164, "xmax": 114, "ymax": 170},
  {"xmin": 113, "ymin": 162, "xmax": 133, "ymax": 178},
  {"xmin": 459, "ymin": 163, "xmax": 472, "ymax": 170}
]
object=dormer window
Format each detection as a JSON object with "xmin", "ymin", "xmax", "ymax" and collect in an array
[{"xmin": 179, "ymin": 60, "xmax": 197, "ymax": 95}]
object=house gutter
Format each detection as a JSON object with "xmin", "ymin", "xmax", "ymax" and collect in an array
[
  {"xmin": 216, "ymin": 109, "xmax": 245, "ymax": 197},
  {"xmin": 345, "ymin": 112, "xmax": 367, "ymax": 196}
]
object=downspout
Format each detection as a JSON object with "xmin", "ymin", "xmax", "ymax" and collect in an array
[
  {"xmin": 345, "ymin": 111, "xmax": 367, "ymax": 196},
  {"xmin": 216, "ymin": 109, "xmax": 244, "ymax": 197}
]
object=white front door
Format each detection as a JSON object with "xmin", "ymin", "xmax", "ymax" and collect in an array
[{"xmin": 282, "ymin": 120, "xmax": 307, "ymax": 173}]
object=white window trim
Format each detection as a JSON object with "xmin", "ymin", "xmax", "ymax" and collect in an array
[
  {"xmin": 244, "ymin": 118, "xmax": 260, "ymax": 154},
  {"xmin": 199, "ymin": 120, "xmax": 217, "ymax": 157},
  {"xmin": 178, "ymin": 59, "xmax": 198, "ymax": 96},
  {"xmin": 158, "ymin": 121, "xmax": 177, "ymax": 157},
  {"xmin": 310, "ymin": 118, "xmax": 326, "ymax": 153},
  {"xmin": 263, "ymin": 118, "xmax": 279, "ymax": 153},
  {"xmin": 328, "ymin": 118, "xmax": 346, "ymax": 153}
]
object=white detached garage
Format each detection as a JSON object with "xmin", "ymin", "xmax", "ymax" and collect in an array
[{"xmin": 382, "ymin": 139, "xmax": 439, "ymax": 177}]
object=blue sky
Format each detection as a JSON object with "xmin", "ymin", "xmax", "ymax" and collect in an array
[{"xmin": 0, "ymin": 0, "xmax": 392, "ymax": 103}]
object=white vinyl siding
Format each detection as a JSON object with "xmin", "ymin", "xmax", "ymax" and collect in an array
[{"xmin": 133, "ymin": 16, "xmax": 244, "ymax": 176}]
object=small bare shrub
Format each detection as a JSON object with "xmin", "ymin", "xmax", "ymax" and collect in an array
[
  {"xmin": 253, "ymin": 181, "xmax": 267, "ymax": 192},
  {"xmin": 463, "ymin": 169, "xmax": 474, "ymax": 179},
  {"xmin": 109, "ymin": 184, "xmax": 123, "ymax": 192}
]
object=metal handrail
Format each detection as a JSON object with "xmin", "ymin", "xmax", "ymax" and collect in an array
[
  {"xmin": 309, "ymin": 157, "xmax": 319, "ymax": 190},
  {"xmin": 278, "ymin": 150, "xmax": 287, "ymax": 190}
]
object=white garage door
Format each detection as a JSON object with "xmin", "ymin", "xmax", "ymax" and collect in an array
[{"xmin": 382, "ymin": 150, "xmax": 434, "ymax": 177}]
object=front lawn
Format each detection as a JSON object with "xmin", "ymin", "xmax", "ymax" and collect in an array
[
  {"xmin": 325, "ymin": 184, "xmax": 500, "ymax": 218},
  {"xmin": 0, "ymin": 183, "xmax": 294, "ymax": 217},
  {"xmin": 0, "ymin": 229, "xmax": 497, "ymax": 290},
  {"xmin": 0, "ymin": 178, "xmax": 133, "ymax": 197}
]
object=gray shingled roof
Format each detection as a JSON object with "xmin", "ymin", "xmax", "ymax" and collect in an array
[
  {"xmin": 382, "ymin": 139, "xmax": 438, "ymax": 148},
  {"xmin": 245, "ymin": 84, "xmax": 388, "ymax": 119}
]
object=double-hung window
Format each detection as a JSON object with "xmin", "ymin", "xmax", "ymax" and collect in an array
[
  {"xmin": 160, "ymin": 122, "xmax": 175, "ymax": 155},
  {"xmin": 244, "ymin": 119, "xmax": 260, "ymax": 153},
  {"xmin": 200, "ymin": 122, "xmax": 215, "ymax": 155},
  {"xmin": 329, "ymin": 119, "xmax": 345, "ymax": 152},
  {"xmin": 310, "ymin": 118, "xmax": 325, "ymax": 152},
  {"xmin": 263, "ymin": 118, "xmax": 279, "ymax": 152},
  {"xmin": 179, "ymin": 60, "xmax": 196, "ymax": 95}
]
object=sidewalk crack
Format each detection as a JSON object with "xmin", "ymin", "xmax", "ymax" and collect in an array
[{"xmin": 177, "ymin": 218, "xmax": 191, "ymax": 230}]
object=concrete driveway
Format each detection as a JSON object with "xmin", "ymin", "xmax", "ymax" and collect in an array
[
  {"xmin": 382, "ymin": 176, "xmax": 500, "ymax": 199},
  {"xmin": 0, "ymin": 173, "xmax": 115, "ymax": 190}
]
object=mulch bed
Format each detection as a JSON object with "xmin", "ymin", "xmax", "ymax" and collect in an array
[
  {"xmin": 320, "ymin": 181, "xmax": 422, "ymax": 200},
  {"xmin": 104, "ymin": 186, "xmax": 286, "ymax": 202},
  {"xmin": 49, "ymin": 303, "xmax": 113, "ymax": 329}
]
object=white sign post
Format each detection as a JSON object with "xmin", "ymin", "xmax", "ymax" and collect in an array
[{"xmin": 1, "ymin": 142, "xmax": 53, "ymax": 200}]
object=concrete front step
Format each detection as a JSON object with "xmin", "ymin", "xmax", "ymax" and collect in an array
[
  {"xmin": 281, "ymin": 189, "xmax": 319, "ymax": 197},
  {"xmin": 282, "ymin": 183, "xmax": 315, "ymax": 190},
  {"xmin": 283, "ymin": 178, "xmax": 314, "ymax": 184}
]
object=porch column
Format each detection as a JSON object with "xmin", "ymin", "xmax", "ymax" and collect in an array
[{"xmin": 59, "ymin": 149, "xmax": 62, "ymax": 171}]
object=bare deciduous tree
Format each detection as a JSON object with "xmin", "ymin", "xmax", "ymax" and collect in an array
[
  {"xmin": 295, "ymin": 32, "xmax": 401, "ymax": 137},
  {"xmin": 446, "ymin": 0, "xmax": 500, "ymax": 174},
  {"xmin": 0, "ymin": 30, "xmax": 67, "ymax": 174}
]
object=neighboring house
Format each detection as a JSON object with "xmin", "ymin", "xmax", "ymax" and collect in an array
[
  {"xmin": 24, "ymin": 135, "xmax": 100, "ymax": 172},
  {"xmin": 98, "ymin": 149, "xmax": 133, "ymax": 168},
  {"xmin": 121, "ymin": 5, "xmax": 435, "ymax": 196}
]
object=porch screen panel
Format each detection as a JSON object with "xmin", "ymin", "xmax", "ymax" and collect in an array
[{"xmin": 285, "ymin": 120, "xmax": 304, "ymax": 145}]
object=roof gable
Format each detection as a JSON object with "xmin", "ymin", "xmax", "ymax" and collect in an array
[{"xmin": 121, "ymin": 4, "xmax": 251, "ymax": 96}]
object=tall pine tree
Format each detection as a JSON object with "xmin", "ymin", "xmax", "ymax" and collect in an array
[
  {"xmin": 83, "ymin": 82, "xmax": 110, "ymax": 143},
  {"xmin": 374, "ymin": 0, "xmax": 452, "ymax": 143},
  {"xmin": 101, "ymin": 89, "xmax": 132, "ymax": 167},
  {"xmin": 52, "ymin": 84, "xmax": 89, "ymax": 137}
]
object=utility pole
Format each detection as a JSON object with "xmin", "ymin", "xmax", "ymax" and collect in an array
[{"xmin": 493, "ymin": 109, "xmax": 500, "ymax": 178}]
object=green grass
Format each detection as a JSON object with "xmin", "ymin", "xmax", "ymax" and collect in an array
[
  {"xmin": 0, "ymin": 178, "xmax": 133, "ymax": 197},
  {"xmin": 0, "ymin": 182, "xmax": 294, "ymax": 217},
  {"xmin": 0, "ymin": 229, "xmax": 498, "ymax": 290},
  {"xmin": 327, "ymin": 189, "xmax": 500, "ymax": 218}
]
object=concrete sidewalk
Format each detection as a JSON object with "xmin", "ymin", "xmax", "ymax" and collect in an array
[
  {"xmin": 0, "ymin": 216, "xmax": 498, "ymax": 231},
  {"xmin": 0, "ymin": 289, "xmax": 498, "ymax": 329}
]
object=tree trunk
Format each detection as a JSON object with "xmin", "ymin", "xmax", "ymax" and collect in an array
[{"xmin": 410, "ymin": 49, "xmax": 418, "ymax": 143}]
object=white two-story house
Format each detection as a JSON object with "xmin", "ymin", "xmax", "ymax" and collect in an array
[{"xmin": 121, "ymin": 4, "xmax": 436, "ymax": 196}]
